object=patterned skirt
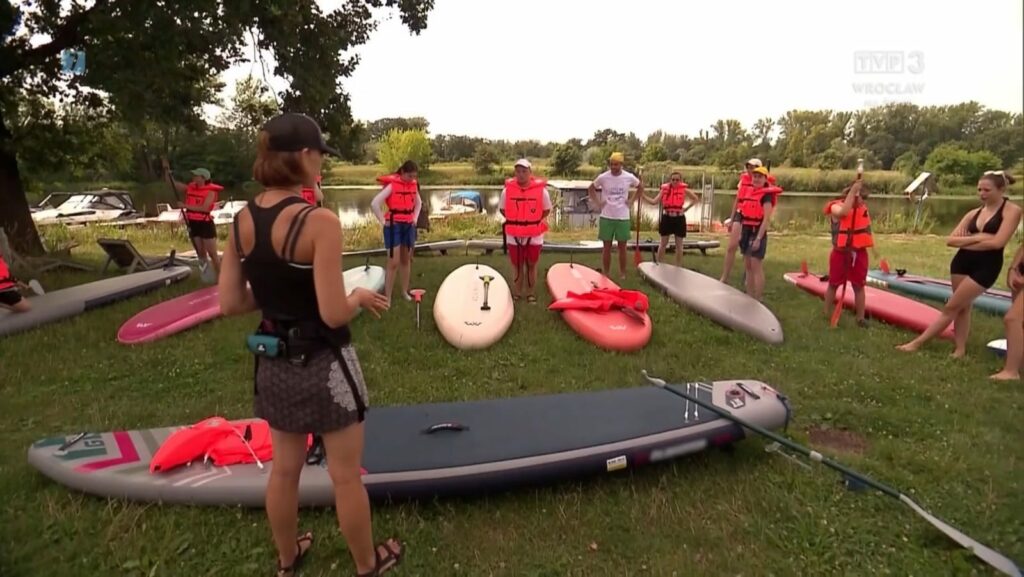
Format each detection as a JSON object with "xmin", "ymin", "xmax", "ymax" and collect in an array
[{"xmin": 253, "ymin": 344, "xmax": 370, "ymax": 434}]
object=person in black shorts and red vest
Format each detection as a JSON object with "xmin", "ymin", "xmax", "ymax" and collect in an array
[
  {"xmin": 642, "ymin": 171, "xmax": 699, "ymax": 267},
  {"xmin": 992, "ymin": 243, "xmax": 1024, "ymax": 381},
  {"xmin": 735, "ymin": 166, "xmax": 782, "ymax": 301},
  {"xmin": 898, "ymin": 170, "xmax": 1022, "ymax": 357},
  {"xmin": 0, "ymin": 251, "xmax": 31, "ymax": 313},
  {"xmin": 164, "ymin": 162, "xmax": 224, "ymax": 279},
  {"xmin": 218, "ymin": 112, "xmax": 402, "ymax": 577}
]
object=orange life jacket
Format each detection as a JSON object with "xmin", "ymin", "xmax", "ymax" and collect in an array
[
  {"xmin": 660, "ymin": 182, "xmax": 689, "ymax": 212},
  {"xmin": 503, "ymin": 177, "xmax": 549, "ymax": 237},
  {"xmin": 184, "ymin": 182, "xmax": 224, "ymax": 222},
  {"xmin": 376, "ymin": 174, "xmax": 418, "ymax": 224},
  {"xmin": 738, "ymin": 184, "xmax": 783, "ymax": 226},
  {"xmin": 0, "ymin": 254, "xmax": 13, "ymax": 291},
  {"xmin": 738, "ymin": 172, "xmax": 780, "ymax": 206},
  {"xmin": 301, "ymin": 175, "xmax": 323, "ymax": 205},
  {"xmin": 827, "ymin": 200, "xmax": 874, "ymax": 250}
]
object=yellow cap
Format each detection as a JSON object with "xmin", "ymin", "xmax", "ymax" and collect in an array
[
  {"xmin": 608, "ymin": 152, "xmax": 624, "ymax": 163},
  {"xmin": 752, "ymin": 166, "xmax": 769, "ymax": 176}
]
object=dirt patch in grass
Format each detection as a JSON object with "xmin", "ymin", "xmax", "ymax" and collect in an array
[{"xmin": 808, "ymin": 426, "xmax": 869, "ymax": 455}]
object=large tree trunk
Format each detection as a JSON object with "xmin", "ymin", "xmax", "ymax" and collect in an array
[{"xmin": 0, "ymin": 108, "xmax": 44, "ymax": 256}]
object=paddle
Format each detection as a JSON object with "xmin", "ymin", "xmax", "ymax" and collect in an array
[
  {"xmin": 479, "ymin": 275, "xmax": 493, "ymax": 311},
  {"xmin": 409, "ymin": 288, "xmax": 426, "ymax": 329},
  {"xmin": 633, "ymin": 166, "xmax": 645, "ymax": 267},
  {"xmin": 640, "ymin": 371, "xmax": 1022, "ymax": 577},
  {"xmin": 831, "ymin": 159, "xmax": 864, "ymax": 328}
]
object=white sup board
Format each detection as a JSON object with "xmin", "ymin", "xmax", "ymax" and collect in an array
[
  {"xmin": 433, "ymin": 264, "xmax": 514, "ymax": 349},
  {"xmin": 987, "ymin": 339, "xmax": 1007, "ymax": 358}
]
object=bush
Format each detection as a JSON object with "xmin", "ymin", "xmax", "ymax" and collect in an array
[
  {"xmin": 377, "ymin": 129, "xmax": 433, "ymax": 172},
  {"xmin": 550, "ymin": 144, "xmax": 583, "ymax": 176},
  {"xmin": 472, "ymin": 144, "xmax": 500, "ymax": 175},
  {"xmin": 924, "ymin": 142, "xmax": 1002, "ymax": 185}
]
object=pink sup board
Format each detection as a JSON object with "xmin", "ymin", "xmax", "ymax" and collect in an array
[{"xmin": 117, "ymin": 286, "xmax": 221, "ymax": 344}]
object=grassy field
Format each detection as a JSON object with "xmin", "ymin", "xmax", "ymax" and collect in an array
[{"xmin": 0, "ymin": 225, "xmax": 1021, "ymax": 577}]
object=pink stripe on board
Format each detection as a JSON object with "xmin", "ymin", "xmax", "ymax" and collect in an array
[{"xmin": 74, "ymin": 431, "xmax": 140, "ymax": 472}]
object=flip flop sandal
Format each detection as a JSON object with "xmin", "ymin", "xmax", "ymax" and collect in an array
[
  {"xmin": 356, "ymin": 539, "xmax": 404, "ymax": 577},
  {"xmin": 526, "ymin": 295, "xmax": 538, "ymax": 304},
  {"xmin": 513, "ymin": 295, "xmax": 522, "ymax": 301},
  {"xmin": 277, "ymin": 532, "xmax": 313, "ymax": 577}
]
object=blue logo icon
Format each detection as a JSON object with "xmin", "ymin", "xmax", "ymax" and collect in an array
[{"xmin": 60, "ymin": 49, "xmax": 86, "ymax": 75}]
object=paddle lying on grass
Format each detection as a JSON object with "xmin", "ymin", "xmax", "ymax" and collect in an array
[
  {"xmin": 641, "ymin": 370, "xmax": 1022, "ymax": 577},
  {"xmin": 409, "ymin": 288, "xmax": 426, "ymax": 329}
]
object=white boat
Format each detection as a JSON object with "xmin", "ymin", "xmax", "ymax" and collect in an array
[
  {"xmin": 153, "ymin": 200, "xmax": 247, "ymax": 225},
  {"xmin": 31, "ymin": 190, "xmax": 141, "ymax": 226}
]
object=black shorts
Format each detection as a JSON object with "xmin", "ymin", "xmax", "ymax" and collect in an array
[
  {"xmin": 0, "ymin": 288, "xmax": 23, "ymax": 306},
  {"xmin": 950, "ymin": 249, "xmax": 1002, "ymax": 289},
  {"xmin": 186, "ymin": 219, "xmax": 217, "ymax": 240},
  {"xmin": 739, "ymin": 226, "xmax": 768, "ymax": 260},
  {"xmin": 659, "ymin": 214, "xmax": 687, "ymax": 237}
]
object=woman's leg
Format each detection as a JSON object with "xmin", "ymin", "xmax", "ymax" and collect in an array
[
  {"xmin": 398, "ymin": 243, "xmax": 412, "ymax": 300},
  {"xmin": 992, "ymin": 291, "xmax": 1023, "ymax": 380},
  {"xmin": 383, "ymin": 228, "xmax": 400, "ymax": 303},
  {"xmin": 266, "ymin": 429, "xmax": 313, "ymax": 571},
  {"xmin": 202, "ymin": 237, "xmax": 221, "ymax": 275},
  {"xmin": 674, "ymin": 236, "xmax": 684, "ymax": 267},
  {"xmin": 749, "ymin": 257, "xmax": 765, "ymax": 301},
  {"xmin": 656, "ymin": 235, "xmax": 668, "ymax": 265},
  {"xmin": 720, "ymin": 222, "xmax": 742, "ymax": 283},
  {"xmin": 897, "ymin": 275, "xmax": 985, "ymax": 352},
  {"xmin": 949, "ymin": 275, "xmax": 972, "ymax": 357}
]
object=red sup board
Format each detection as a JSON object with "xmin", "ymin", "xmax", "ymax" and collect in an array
[
  {"xmin": 546, "ymin": 263, "xmax": 652, "ymax": 351},
  {"xmin": 783, "ymin": 271, "xmax": 954, "ymax": 340},
  {"xmin": 117, "ymin": 286, "xmax": 221, "ymax": 344}
]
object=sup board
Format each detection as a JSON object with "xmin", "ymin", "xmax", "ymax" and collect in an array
[
  {"xmin": 783, "ymin": 271, "xmax": 954, "ymax": 339},
  {"xmin": 342, "ymin": 239, "xmax": 465, "ymax": 258},
  {"xmin": 466, "ymin": 238, "xmax": 719, "ymax": 255},
  {"xmin": 433, "ymin": 263, "xmax": 513, "ymax": 349},
  {"xmin": 866, "ymin": 270, "xmax": 1011, "ymax": 316},
  {"xmin": 576, "ymin": 239, "xmax": 720, "ymax": 254},
  {"xmin": 0, "ymin": 266, "xmax": 192, "ymax": 338},
  {"xmin": 639, "ymin": 262, "xmax": 783, "ymax": 345},
  {"xmin": 546, "ymin": 263, "xmax": 652, "ymax": 351},
  {"xmin": 27, "ymin": 379, "xmax": 790, "ymax": 507},
  {"xmin": 987, "ymin": 339, "xmax": 1007, "ymax": 357}
]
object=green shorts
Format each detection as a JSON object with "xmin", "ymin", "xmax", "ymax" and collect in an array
[{"xmin": 598, "ymin": 217, "xmax": 632, "ymax": 242}]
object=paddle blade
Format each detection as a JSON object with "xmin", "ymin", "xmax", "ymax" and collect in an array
[
  {"xmin": 409, "ymin": 288, "xmax": 426, "ymax": 303},
  {"xmin": 633, "ymin": 247, "xmax": 643, "ymax": 266},
  {"xmin": 830, "ymin": 284, "xmax": 845, "ymax": 328},
  {"xmin": 800, "ymin": 260, "xmax": 809, "ymax": 277},
  {"xmin": 880, "ymin": 259, "xmax": 890, "ymax": 274}
]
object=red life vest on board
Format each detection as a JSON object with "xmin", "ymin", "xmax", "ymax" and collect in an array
[
  {"xmin": 826, "ymin": 200, "xmax": 874, "ymax": 250},
  {"xmin": 503, "ymin": 177, "xmax": 549, "ymax": 237},
  {"xmin": 738, "ymin": 184, "xmax": 783, "ymax": 226},
  {"xmin": 0, "ymin": 253, "xmax": 14, "ymax": 291},
  {"xmin": 184, "ymin": 182, "xmax": 224, "ymax": 222},
  {"xmin": 376, "ymin": 174, "xmax": 418, "ymax": 224},
  {"xmin": 738, "ymin": 172, "xmax": 780, "ymax": 206},
  {"xmin": 660, "ymin": 182, "xmax": 688, "ymax": 212}
]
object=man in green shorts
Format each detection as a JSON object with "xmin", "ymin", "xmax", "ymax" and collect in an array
[{"xmin": 589, "ymin": 152, "xmax": 643, "ymax": 279}]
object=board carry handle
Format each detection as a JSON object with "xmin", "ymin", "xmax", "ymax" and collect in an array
[
  {"xmin": 479, "ymin": 275, "xmax": 493, "ymax": 311},
  {"xmin": 422, "ymin": 422, "xmax": 469, "ymax": 434},
  {"xmin": 57, "ymin": 432, "xmax": 88, "ymax": 452}
]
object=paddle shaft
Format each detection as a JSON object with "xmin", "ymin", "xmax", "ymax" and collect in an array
[
  {"xmin": 831, "ymin": 160, "xmax": 865, "ymax": 327},
  {"xmin": 634, "ymin": 166, "xmax": 643, "ymax": 265},
  {"xmin": 163, "ymin": 160, "xmax": 205, "ymax": 264}
]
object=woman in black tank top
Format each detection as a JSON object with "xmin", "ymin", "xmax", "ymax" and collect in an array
[
  {"xmin": 897, "ymin": 171, "xmax": 1022, "ymax": 358},
  {"xmin": 218, "ymin": 113, "xmax": 402, "ymax": 577}
]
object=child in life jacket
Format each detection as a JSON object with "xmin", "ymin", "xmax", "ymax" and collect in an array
[
  {"xmin": 824, "ymin": 179, "xmax": 873, "ymax": 326},
  {"xmin": 0, "ymin": 251, "xmax": 32, "ymax": 313},
  {"xmin": 370, "ymin": 160, "xmax": 422, "ymax": 303},
  {"xmin": 736, "ymin": 166, "xmax": 781, "ymax": 300}
]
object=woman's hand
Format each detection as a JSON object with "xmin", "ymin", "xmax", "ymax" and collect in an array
[{"xmin": 353, "ymin": 288, "xmax": 390, "ymax": 318}]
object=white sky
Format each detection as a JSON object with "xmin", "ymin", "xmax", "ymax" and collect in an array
[{"xmin": 217, "ymin": 0, "xmax": 1024, "ymax": 143}]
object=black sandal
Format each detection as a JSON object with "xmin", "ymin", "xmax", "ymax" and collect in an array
[
  {"xmin": 356, "ymin": 539, "xmax": 403, "ymax": 577},
  {"xmin": 276, "ymin": 532, "xmax": 313, "ymax": 577}
]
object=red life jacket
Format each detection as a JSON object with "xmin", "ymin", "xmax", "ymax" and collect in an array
[
  {"xmin": 738, "ymin": 172, "xmax": 780, "ymax": 206},
  {"xmin": 376, "ymin": 174, "xmax": 418, "ymax": 224},
  {"xmin": 826, "ymin": 200, "xmax": 874, "ymax": 250},
  {"xmin": 300, "ymin": 174, "xmax": 323, "ymax": 205},
  {"xmin": 738, "ymin": 184, "xmax": 783, "ymax": 226},
  {"xmin": 0, "ymin": 253, "xmax": 13, "ymax": 291},
  {"xmin": 184, "ymin": 182, "xmax": 224, "ymax": 222},
  {"xmin": 660, "ymin": 182, "xmax": 688, "ymax": 212},
  {"xmin": 503, "ymin": 177, "xmax": 549, "ymax": 237}
]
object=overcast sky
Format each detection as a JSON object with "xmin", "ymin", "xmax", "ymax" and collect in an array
[{"xmin": 219, "ymin": 0, "xmax": 1024, "ymax": 142}]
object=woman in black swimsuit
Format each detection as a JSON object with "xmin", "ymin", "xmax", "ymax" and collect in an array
[
  {"xmin": 897, "ymin": 171, "xmax": 1021, "ymax": 357},
  {"xmin": 992, "ymin": 243, "xmax": 1024, "ymax": 380},
  {"xmin": 218, "ymin": 113, "xmax": 402, "ymax": 577}
]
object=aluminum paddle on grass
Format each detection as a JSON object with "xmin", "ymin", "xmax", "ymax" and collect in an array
[{"xmin": 640, "ymin": 370, "xmax": 1021, "ymax": 577}]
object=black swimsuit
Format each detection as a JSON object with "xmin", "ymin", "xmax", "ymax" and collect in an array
[{"xmin": 949, "ymin": 198, "xmax": 1007, "ymax": 289}]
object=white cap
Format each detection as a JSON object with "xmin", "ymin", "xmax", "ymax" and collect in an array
[
  {"xmin": 514, "ymin": 158, "xmax": 532, "ymax": 169},
  {"xmin": 745, "ymin": 158, "xmax": 763, "ymax": 167}
]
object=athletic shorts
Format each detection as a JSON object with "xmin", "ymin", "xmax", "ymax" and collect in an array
[
  {"xmin": 659, "ymin": 214, "xmax": 687, "ymax": 237},
  {"xmin": 0, "ymin": 288, "xmax": 23, "ymax": 306},
  {"xmin": 186, "ymin": 219, "xmax": 217, "ymax": 240},
  {"xmin": 598, "ymin": 217, "xmax": 631, "ymax": 242},
  {"xmin": 383, "ymin": 223, "xmax": 416, "ymax": 250},
  {"xmin": 828, "ymin": 248, "xmax": 869, "ymax": 288},
  {"xmin": 508, "ymin": 242, "xmax": 542, "ymax": 267},
  {"xmin": 739, "ymin": 226, "xmax": 767, "ymax": 260}
]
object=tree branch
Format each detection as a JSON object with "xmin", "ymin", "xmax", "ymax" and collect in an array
[{"xmin": 0, "ymin": 0, "xmax": 110, "ymax": 79}]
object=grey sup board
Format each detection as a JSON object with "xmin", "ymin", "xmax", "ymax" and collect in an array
[
  {"xmin": 342, "ymin": 239, "xmax": 465, "ymax": 257},
  {"xmin": 27, "ymin": 379, "xmax": 790, "ymax": 507},
  {"xmin": 0, "ymin": 266, "xmax": 192, "ymax": 338},
  {"xmin": 638, "ymin": 262, "xmax": 783, "ymax": 345}
]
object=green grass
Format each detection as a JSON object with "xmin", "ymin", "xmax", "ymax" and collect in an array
[{"xmin": 0, "ymin": 228, "xmax": 1021, "ymax": 577}]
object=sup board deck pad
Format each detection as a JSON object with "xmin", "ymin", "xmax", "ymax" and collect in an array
[
  {"xmin": 433, "ymin": 263, "xmax": 514, "ymax": 349},
  {"xmin": 0, "ymin": 265, "xmax": 192, "ymax": 338},
  {"xmin": 546, "ymin": 262, "xmax": 652, "ymax": 352},
  {"xmin": 27, "ymin": 380, "xmax": 790, "ymax": 507},
  {"xmin": 342, "ymin": 240, "xmax": 465, "ymax": 258}
]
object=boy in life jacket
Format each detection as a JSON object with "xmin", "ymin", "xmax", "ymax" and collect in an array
[
  {"xmin": 370, "ymin": 160, "xmax": 422, "ymax": 303},
  {"xmin": 0, "ymin": 251, "xmax": 31, "ymax": 313},
  {"xmin": 721, "ymin": 159, "xmax": 778, "ymax": 284},
  {"xmin": 823, "ymin": 179, "xmax": 873, "ymax": 326},
  {"xmin": 500, "ymin": 159, "xmax": 552, "ymax": 303},
  {"xmin": 642, "ymin": 171, "xmax": 699, "ymax": 266},
  {"xmin": 301, "ymin": 174, "xmax": 323, "ymax": 206},
  {"xmin": 737, "ymin": 166, "xmax": 780, "ymax": 301},
  {"xmin": 164, "ymin": 162, "xmax": 224, "ymax": 280}
]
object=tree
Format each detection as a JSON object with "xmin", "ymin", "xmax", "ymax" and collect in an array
[
  {"xmin": 0, "ymin": 1, "xmax": 434, "ymax": 255},
  {"xmin": 217, "ymin": 75, "xmax": 280, "ymax": 134},
  {"xmin": 471, "ymin": 144, "xmax": 499, "ymax": 175},
  {"xmin": 377, "ymin": 128, "xmax": 432, "ymax": 172},
  {"xmin": 366, "ymin": 117, "xmax": 430, "ymax": 141},
  {"xmin": 642, "ymin": 143, "xmax": 668, "ymax": 163},
  {"xmin": 550, "ymin": 143, "xmax": 582, "ymax": 176},
  {"xmin": 924, "ymin": 142, "xmax": 1002, "ymax": 185}
]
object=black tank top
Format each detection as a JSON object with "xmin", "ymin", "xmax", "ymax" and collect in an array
[
  {"xmin": 235, "ymin": 196, "xmax": 350, "ymax": 343},
  {"xmin": 967, "ymin": 198, "xmax": 1007, "ymax": 234}
]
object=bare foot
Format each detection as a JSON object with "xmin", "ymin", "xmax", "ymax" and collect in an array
[
  {"xmin": 950, "ymin": 350, "xmax": 966, "ymax": 359},
  {"xmin": 990, "ymin": 371, "xmax": 1021, "ymax": 381},
  {"xmin": 895, "ymin": 343, "xmax": 919, "ymax": 352}
]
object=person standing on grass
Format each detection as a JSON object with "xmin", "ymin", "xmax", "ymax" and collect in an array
[
  {"xmin": 589, "ymin": 152, "xmax": 643, "ymax": 280},
  {"xmin": 164, "ymin": 162, "xmax": 224, "ymax": 279},
  {"xmin": 218, "ymin": 112, "xmax": 402, "ymax": 577},
  {"xmin": 0, "ymin": 251, "xmax": 31, "ymax": 313},
  {"xmin": 500, "ymin": 159, "xmax": 552, "ymax": 303},
  {"xmin": 722, "ymin": 159, "xmax": 767, "ymax": 283},
  {"xmin": 992, "ymin": 243, "xmax": 1024, "ymax": 380},
  {"xmin": 371, "ymin": 161, "xmax": 422, "ymax": 304},
  {"xmin": 897, "ymin": 171, "xmax": 1022, "ymax": 357},
  {"xmin": 735, "ymin": 166, "xmax": 779, "ymax": 301},
  {"xmin": 642, "ymin": 171, "xmax": 699, "ymax": 267},
  {"xmin": 823, "ymin": 179, "xmax": 873, "ymax": 327}
]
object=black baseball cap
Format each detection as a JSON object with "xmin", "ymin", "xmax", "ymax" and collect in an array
[{"xmin": 261, "ymin": 112, "xmax": 340, "ymax": 156}]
